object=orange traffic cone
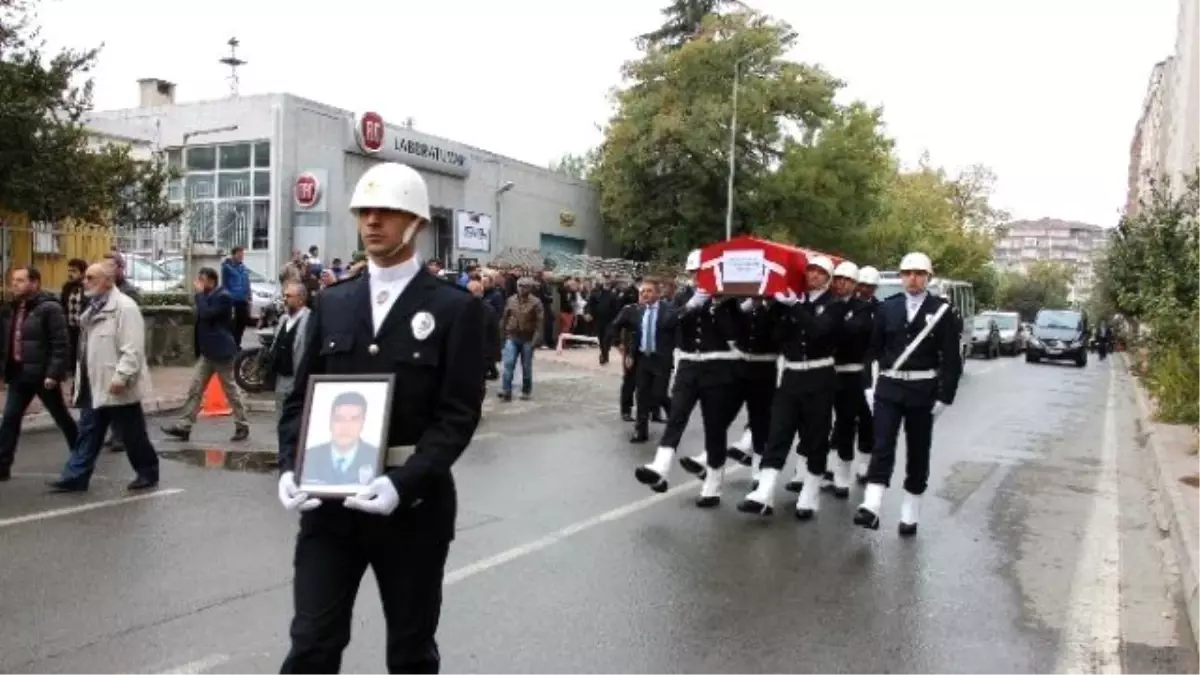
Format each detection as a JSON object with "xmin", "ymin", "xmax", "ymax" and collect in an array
[{"xmin": 199, "ymin": 374, "xmax": 233, "ymax": 417}]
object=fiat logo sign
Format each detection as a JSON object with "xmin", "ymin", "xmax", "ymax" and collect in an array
[
  {"xmin": 294, "ymin": 173, "xmax": 320, "ymax": 209},
  {"xmin": 356, "ymin": 111, "xmax": 385, "ymax": 153}
]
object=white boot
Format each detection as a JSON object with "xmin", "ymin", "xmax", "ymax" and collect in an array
[
  {"xmin": 679, "ymin": 452, "xmax": 707, "ymax": 477},
  {"xmin": 899, "ymin": 491, "xmax": 921, "ymax": 536},
  {"xmin": 854, "ymin": 451, "xmax": 871, "ymax": 484},
  {"xmin": 831, "ymin": 459, "xmax": 852, "ymax": 498},
  {"xmin": 795, "ymin": 471, "xmax": 823, "ymax": 519},
  {"xmin": 750, "ymin": 453, "xmax": 762, "ymax": 486},
  {"xmin": 738, "ymin": 467, "xmax": 778, "ymax": 515},
  {"xmin": 635, "ymin": 446, "xmax": 674, "ymax": 492},
  {"xmin": 854, "ymin": 483, "xmax": 885, "ymax": 530},
  {"xmin": 785, "ymin": 463, "xmax": 806, "ymax": 492},
  {"xmin": 697, "ymin": 465, "xmax": 723, "ymax": 508},
  {"xmin": 732, "ymin": 427, "xmax": 753, "ymax": 452},
  {"xmin": 820, "ymin": 451, "xmax": 837, "ymax": 489}
]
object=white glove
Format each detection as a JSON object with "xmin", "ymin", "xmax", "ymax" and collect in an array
[
  {"xmin": 932, "ymin": 401, "xmax": 947, "ymax": 418},
  {"xmin": 685, "ymin": 290, "xmax": 710, "ymax": 310},
  {"xmin": 865, "ymin": 388, "xmax": 875, "ymax": 413},
  {"xmin": 343, "ymin": 476, "xmax": 401, "ymax": 516},
  {"xmin": 277, "ymin": 471, "xmax": 322, "ymax": 512},
  {"xmin": 739, "ymin": 298, "xmax": 754, "ymax": 313},
  {"xmin": 773, "ymin": 289, "xmax": 799, "ymax": 306}
]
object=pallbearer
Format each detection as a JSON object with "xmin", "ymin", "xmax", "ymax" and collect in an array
[
  {"xmin": 276, "ymin": 162, "xmax": 486, "ymax": 673},
  {"xmin": 853, "ymin": 252, "xmax": 962, "ymax": 536},
  {"xmin": 853, "ymin": 265, "xmax": 881, "ymax": 482},
  {"xmin": 825, "ymin": 261, "xmax": 873, "ymax": 499}
]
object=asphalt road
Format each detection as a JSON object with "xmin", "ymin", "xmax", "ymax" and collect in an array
[{"xmin": 0, "ymin": 353, "xmax": 1194, "ymax": 674}]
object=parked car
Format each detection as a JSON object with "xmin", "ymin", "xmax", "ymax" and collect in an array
[
  {"xmin": 979, "ymin": 310, "xmax": 1024, "ymax": 355},
  {"xmin": 970, "ymin": 316, "xmax": 1001, "ymax": 359},
  {"xmin": 157, "ymin": 256, "xmax": 279, "ymax": 319},
  {"xmin": 125, "ymin": 255, "xmax": 184, "ymax": 293},
  {"xmin": 1026, "ymin": 308, "xmax": 1088, "ymax": 368}
]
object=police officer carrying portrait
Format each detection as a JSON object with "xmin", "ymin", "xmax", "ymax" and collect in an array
[
  {"xmin": 635, "ymin": 279, "xmax": 742, "ymax": 506},
  {"xmin": 275, "ymin": 161, "xmax": 486, "ymax": 673},
  {"xmin": 854, "ymin": 252, "xmax": 962, "ymax": 536},
  {"xmin": 737, "ymin": 255, "xmax": 846, "ymax": 519},
  {"xmin": 824, "ymin": 261, "xmax": 873, "ymax": 500}
]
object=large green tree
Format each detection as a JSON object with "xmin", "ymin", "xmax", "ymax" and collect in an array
[
  {"xmin": 0, "ymin": 0, "xmax": 177, "ymax": 226},
  {"xmin": 638, "ymin": 0, "xmax": 738, "ymax": 50},
  {"xmin": 594, "ymin": 9, "xmax": 841, "ymax": 262},
  {"xmin": 994, "ymin": 260, "xmax": 1073, "ymax": 321}
]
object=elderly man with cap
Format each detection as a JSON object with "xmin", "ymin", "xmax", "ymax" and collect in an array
[
  {"xmin": 275, "ymin": 161, "xmax": 486, "ymax": 673},
  {"xmin": 854, "ymin": 252, "xmax": 962, "ymax": 536},
  {"xmin": 736, "ymin": 254, "xmax": 847, "ymax": 519}
]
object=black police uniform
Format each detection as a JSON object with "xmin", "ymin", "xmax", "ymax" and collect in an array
[
  {"xmin": 860, "ymin": 292, "xmax": 962, "ymax": 499},
  {"xmin": 742, "ymin": 289, "xmax": 846, "ymax": 516},
  {"xmin": 855, "ymin": 295, "xmax": 881, "ymax": 479},
  {"xmin": 647, "ymin": 296, "xmax": 742, "ymax": 483},
  {"xmin": 615, "ymin": 298, "xmax": 677, "ymax": 442},
  {"xmin": 277, "ymin": 266, "xmax": 486, "ymax": 674},
  {"xmin": 827, "ymin": 293, "xmax": 875, "ymax": 496},
  {"xmin": 724, "ymin": 300, "xmax": 784, "ymax": 466}
]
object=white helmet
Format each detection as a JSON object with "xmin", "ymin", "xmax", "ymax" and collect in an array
[
  {"xmin": 833, "ymin": 261, "xmax": 859, "ymax": 281},
  {"xmin": 349, "ymin": 162, "xmax": 430, "ymax": 221},
  {"xmin": 685, "ymin": 249, "xmax": 702, "ymax": 272},
  {"xmin": 857, "ymin": 265, "xmax": 880, "ymax": 285},
  {"xmin": 807, "ymin": 254, "xmax": 834, "ymax": 276},
  {"xmin": 899, "ymin": 252, "xmax": 933, "ymax": 274}
]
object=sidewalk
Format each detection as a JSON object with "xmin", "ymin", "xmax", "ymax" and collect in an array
[
  {"xmin": 5, "ymin": 366, "xmax": 274, "ymax": 432},
  {"xmin": 538, "ymin": 343, "xmax": 624, "ymax": 375},
  {"xmin": 1122, "ymin": 354, "xmax": 1200, "ymax": 647}
]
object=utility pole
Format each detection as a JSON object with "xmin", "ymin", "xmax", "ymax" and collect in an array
[{"xmin": 725, "ymin": 47, "xmax": 769, "ymax": 241}]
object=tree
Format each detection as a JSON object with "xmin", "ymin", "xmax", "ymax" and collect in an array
[
  {"xmin": 548, "ymin": 152, "xmax": 592, "ymax": 180},
  {"xmin": 637, "ymin": 0, "xmax": 737, "ymax": 50},
  {"xmin": 594, "ymin": 9, "xmax": 841, "ymax": 262},
  {"xmin": 994, "ymin": 260, "xmax": 1073, "ymax": 321},
  {"xmin": 0, "ymin": 0, "xmax": 177, "ymax": 227},
  {"xmin": 948, "ymin": 164, "xmax": 1010, "ymax": 233}
]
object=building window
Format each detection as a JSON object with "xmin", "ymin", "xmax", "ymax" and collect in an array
[{"xmin": 169, "ymin": 141, "xmax": 272, "ymax": 253}]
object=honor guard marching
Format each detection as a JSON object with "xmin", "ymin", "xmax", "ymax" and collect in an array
[
  {"xmin": 854, "ymin": 252, "xmax": 962, "ymax": 536},
  {"xmin": 825, "ymin": 261, "xmax": 873, "ymax": 499},
  {"xmin": 852, "ymin": 265, "xmax": 881, "ymax": 482},
  {"xmin": 738, "ymin": 255, "xmax": 847, "ymax": 518},
  {"xmin": 275, "ymin": 162, "xmax": 486, "ymax": 673},
  {"xmin": 635, "ymin": 285, "xmax": 742, "ymax": 508}
]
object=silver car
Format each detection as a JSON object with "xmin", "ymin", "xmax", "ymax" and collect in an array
[
  {"xmin": 156, "ymin": 256, "xmax": 280, "ymax": 319},
  {"xmin": 979, "ymin": 311, "xmax": 1024, "ymax": 356}
]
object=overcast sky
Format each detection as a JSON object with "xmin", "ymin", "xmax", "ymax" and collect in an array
[{"xmin": 35, "ymin": 0, "xmax": 1181, "ymax": 227}]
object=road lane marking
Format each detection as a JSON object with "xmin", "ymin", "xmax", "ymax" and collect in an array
[
  {"xmin": 0, "ymin": 488, "xmax": 185, "ymax": 528},
  {"xmin": 444, "ymin": 465, "xmax": 746, "ymax": 586},
  {"xmin": 472, "ymin": 431, "xmax": 503, "ymax": 441},
  {"xmin": 155, "ymin": 653, "xmax": 230, "ymax": 674},
  {"xmin": 1056, "ymin": 360, "xmax": 1122, "ymax": 674}
]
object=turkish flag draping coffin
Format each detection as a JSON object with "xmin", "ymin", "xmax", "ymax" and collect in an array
[{"xmin": 695, "ymin": 236, "xmax": 843, "ymax": 297}]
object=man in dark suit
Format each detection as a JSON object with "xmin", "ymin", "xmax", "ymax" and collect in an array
[
  {"xmin": 301, "ymin": 391, "xmax": 381, "ymax": 486},
  {"xmin": 585, "ymin": 278, "xmax": 621, "ymax": 365},
  {"xmin": 617, "ymin": 280, "xmax": 677, "ymax": 444},
  {"xmin": 276, "ymin": 161, "xmax": 485, "ymax": 674}
]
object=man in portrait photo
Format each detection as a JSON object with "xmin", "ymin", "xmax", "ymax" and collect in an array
[{"xmin": 300, "ymin": 391, "xmax": 380, "ymax": 487}]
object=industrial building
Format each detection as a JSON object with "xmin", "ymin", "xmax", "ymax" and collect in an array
[{"xmin": 86, "ymin": 78, "xmax": 608, "ymax": 276}]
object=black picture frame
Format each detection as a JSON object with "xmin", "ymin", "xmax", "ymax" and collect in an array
[{"xmin": 295, "ymin": 373, "xmax": 396, "ymax": 497}]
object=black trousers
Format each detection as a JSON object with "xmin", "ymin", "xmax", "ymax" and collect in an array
[
  {"xmin": 232, "ymin": 300, "xmax": 251, "ymax": 347},
  {"xmin": 730, "ymin": 363, "xmax": 777, "ymax": 456},
  {"xmin": 620, "ymin": 357, "xmax": 636, "ymax": 415},
  {"xmin": 831, "ymin": 372, "xmax": 871, "ymax": 461},
  {"xmin": 0, "ymin": 377, "xmax": 79, "ymax": 470},
  {"xmin": 760, "ymin": 372, "xmax": 835, "ymax": 475},
  {"xmin": 659, "ymin": 363, "xmax": 741, "ymax": 467},
  {"xmin": 865, "ymin": 396, "xmax": 934, "ymax": 494},
  {"xmin": 633, "ymin": 354, "xmax": 671, "ymax": 435},
  {"xmin": 281, "ymin": 508, "xmax": 451, "ymax": 674},
  {"xmin": 597, "ymin": 322, "xmax": 613, "ymax": 364}
]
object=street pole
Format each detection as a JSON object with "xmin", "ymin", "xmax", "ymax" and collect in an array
[{"xmin": 725, "ymin": 61, "xmax": 741, "ymax": 242}]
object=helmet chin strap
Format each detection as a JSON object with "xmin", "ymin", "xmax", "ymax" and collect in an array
[{"xmin": 374, "ymin": 219, "xmax": 424, "ymax": 263}]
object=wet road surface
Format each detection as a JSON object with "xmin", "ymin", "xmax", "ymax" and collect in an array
[{"xmin": 0, "ymin": 353, "xmax": 1194, "ymax": 673}]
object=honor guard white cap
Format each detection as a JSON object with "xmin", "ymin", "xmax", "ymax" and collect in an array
[
  {"xmin": 857, "ymin": 266, "xmax": 880, "ymax": 285},
  {"xmin": 807, "ymin": 255, "xmax": 834, "ymax": 276},
  {"xmin": 684, "ymin": 249, "xmax": 702, "ymax": 272},
  {"xmin": 350, "ymin": 162, "xmax": 431, "ymax": 221},
  {"xmin": 833, "ymin": 261, "xmax": 859, "ymax": 280},
  {"xmin": 899, "ymin": 252, "xmax": 933, "ymax": 274}
]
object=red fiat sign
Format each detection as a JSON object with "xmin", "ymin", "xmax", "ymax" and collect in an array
[
  {"xmin": 357, "ymin": 111, "xmax": 385, "ymax": 153},
  {"xmin": 294, "ymin": 173, "xmax": 320, "ymax": 209}
]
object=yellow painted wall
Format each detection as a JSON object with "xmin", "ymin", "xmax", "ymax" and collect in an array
[{"xmin": 0, "ymin": 210, "xmax": 114, "ymax": 291}]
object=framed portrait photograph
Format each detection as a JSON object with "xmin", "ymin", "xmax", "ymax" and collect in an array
[{"xmin": 295, "ymin": 374, "xmax": 396, "ymax": 497}]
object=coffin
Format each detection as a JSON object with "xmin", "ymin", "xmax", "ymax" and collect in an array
[{"xmin": 695, "ymin": 236, "xmax": 843, "ymax": 297}]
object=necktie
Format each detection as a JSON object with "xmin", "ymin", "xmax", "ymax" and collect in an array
[
  {"xmin": 646, "ymin": 305, "xmax": 656, "ymax": 353},
  {"xmin": 338, "ymin": 458, "xmax": 347, "ymax": 473}
]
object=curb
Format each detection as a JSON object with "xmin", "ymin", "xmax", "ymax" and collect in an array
[
  {"xmin": 17, "ymin": 395, "xmax": 279, "ymax": 432},
  {"xmin": 1121, "ymin": 354, "xmax": 1199, "ymax": 647}
]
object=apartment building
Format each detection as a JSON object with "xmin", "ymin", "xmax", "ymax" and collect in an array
[{"xmin": 992, "ymin": 218, "xmax": 1106, "ymax": 303}]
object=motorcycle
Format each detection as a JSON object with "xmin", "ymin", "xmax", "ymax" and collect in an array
[{"xmin": 234, "ymin": 328, "xmax": 277, "ymax": 393}]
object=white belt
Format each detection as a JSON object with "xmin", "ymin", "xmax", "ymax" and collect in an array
[
  {"xmin": 881, "ymin": 369, "xmax": 937, "ymax": 381},
  {"xmin": 676, "ymin": 350, "xmax": 742, "ymax": 362},
  {"xmin": 385, "ymin": 445, "xmax": 418, "ymax": 468},
  {"xmin": 834, "ymin": 363, "xmax": 865, "ymax": 373},
  {"xmin": 782, "ymin": 357, "xmax": 835, "ymax": 371},
  {"xmin": 741, "ymin": 353, "xmax": 779, "ymax": 363}
]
